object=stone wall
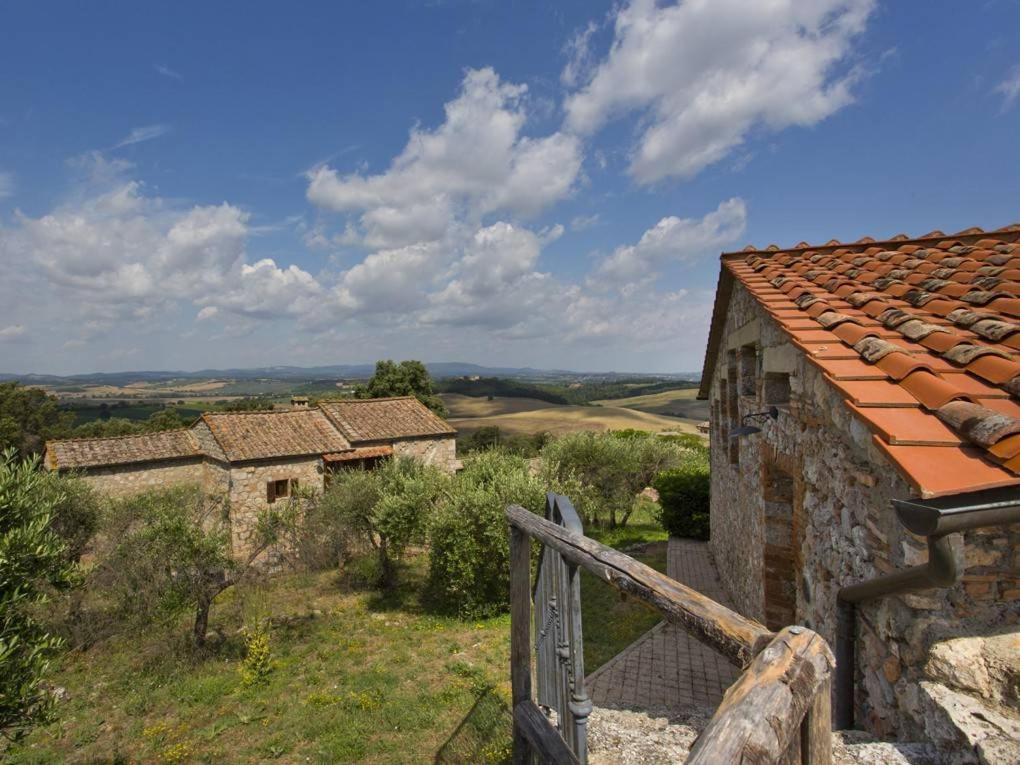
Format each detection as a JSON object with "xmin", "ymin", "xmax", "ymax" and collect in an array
[
  {"xmin": 707, "ymin": 281, "xmax": 1020, "ymax": 744},
  {"xmin": 391, "ymin": 436, "xmax": 458, "ymax": 473},
  {"xmin": 226, "ymin": 456, "xmax": 325, "ymax": 558},
  {"xmin": 78, "ymin": 458, "xmax": 228, "ymax": 497}
]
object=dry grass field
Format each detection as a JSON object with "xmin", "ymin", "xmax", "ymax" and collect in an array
[
  {"xmin": 441, "ymin": 393, "xmax": 560, "ymax": 418},
  {"xmin": 592, "ymin": 387, "xmax": 708, "ymax": 423},
  {"xmin": 443, "ymin": 393, "xmax": 699, "ymax": 437}
]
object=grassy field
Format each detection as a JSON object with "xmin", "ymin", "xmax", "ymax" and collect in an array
[
  {"xmin": 444, "ymin": 394, "xmax": 699, "ymax": 437},
  {"xmin": 592, "ymin": 387, "xmax": 709, "ymax": 423},
  {"xmin": 7, "ymin": 527, "xmax": 666, "ymax": 764},
  {"xmin": 442, "ymin": 394, "xmax": 561, "ymax": 418}
]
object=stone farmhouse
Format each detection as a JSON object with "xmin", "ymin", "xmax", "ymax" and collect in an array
[
  {"xmin": 44, "ymin": 397, "xmax": 457, "ymax": 556},
  {"xmin": 700, "ymin": 224, "xmax": 1020, "ymax": 759}
]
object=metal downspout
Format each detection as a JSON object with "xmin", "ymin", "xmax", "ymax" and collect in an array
[{"xmin": 833, "ymin": 488, "xmax": 1020, "ymax": 730}]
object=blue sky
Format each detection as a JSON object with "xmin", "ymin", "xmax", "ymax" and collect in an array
[{"xmin": 1, "ymin": 0, "xmax": 1019, "ymax": 375}]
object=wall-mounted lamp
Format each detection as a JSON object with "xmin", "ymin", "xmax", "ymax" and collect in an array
[{"xmin": 729, "ymin": 406, "xmax": 780, "ymax": 438}]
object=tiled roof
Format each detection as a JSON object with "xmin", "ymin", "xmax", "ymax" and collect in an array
[
  {"xmin": 705, "ymin": 224, "xmax": 1020, "ymax": 498},
  {"xmin": 44, "ymin": 429, "xmax": 203, "ymax": 470},
  {"xmin": 201, "ymin": 409, "xmax": 352, "ymax": 462},
  {"xmin": 322, "ymin": 445, "xmax": 394, "ymax": 462},
  {"xmin": 45, "ymin": 397, "xmax": 455, "ymax": 470},
  {"xmin": 319, "ymin": 397, "xmax": 456, "ymax": 444}
]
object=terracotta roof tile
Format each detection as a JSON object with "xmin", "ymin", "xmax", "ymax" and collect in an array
[
  {"xmin": 319, "ymin": 397, "xmax": 456, "ymax": 444},
  {"xmin": 202, "ymin": 409, "xmax": 352, "ymax": 462},
  {"xmin": 45, "ymin": 429, "xmax": 203, "ymax": 470},
  {"xmin": 705, "ymin": 223, "xmax": 1020, "ymax": 496}
]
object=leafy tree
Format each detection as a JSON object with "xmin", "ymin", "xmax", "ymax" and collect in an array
[
  {"xmin": 540, "ymin": 431, "xmax": 689, "ymax": 528},
  {"xmin": 221, "ymin": 397, "xmax": 275, "ymax": 412},
  {"xmin": 426, "ymin": 450, "xmax": 544, "ymax": 617},
  {"xmin": 355, "ymin": 360, "xmax": 447, "ymax": 417},
  {"xmin": 314, "ymin": 459, "xmax": 448, "ymax": 588},
  {"xmin": 143, "ymin": 408, "xmax": 188, "ymax": 432},
  {"xmin": 70, "ymin": 418, "xmax": 144, "ymax": 438},
  {"xmin": 92, "ymin": 486, "xmax": 285, "ymax": 647},
  {"xmin": 0, "ymin": 383, "xmax": 74, "ymax": 456},
  {"xmin": 0, "ymin": 450, "xmax": 76, "ymax": 741}
]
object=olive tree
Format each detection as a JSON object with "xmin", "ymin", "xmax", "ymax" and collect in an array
[
  {"xmin": 0, "ymin": 450, "xmax": 76, "ymax": 741},
  {"xmin": 92, "ymin": 485, "xmax": 285, "ymax": 647}
]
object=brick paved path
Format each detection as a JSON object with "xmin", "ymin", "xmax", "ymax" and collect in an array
[{"xmin": 586, "ymin": 539, "xmax": 740, "ymax": 711}]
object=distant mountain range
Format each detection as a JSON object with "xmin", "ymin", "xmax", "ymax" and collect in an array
[{"xmin": 0, "ymin": 362, "xmax": 701, "ymax": 387}]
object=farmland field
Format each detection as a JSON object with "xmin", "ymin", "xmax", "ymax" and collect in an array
[
  {"xmin": 592, "ymin": 387, "xmax": 709, "ymax": 423},
  {"xmin": 442, "ymin": 393, "xmax": 699, "ymax": 436}
]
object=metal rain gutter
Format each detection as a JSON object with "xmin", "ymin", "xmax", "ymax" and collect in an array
[{"xmin": 834, "ymin": 485, "xmax": 1020, "ymax": 730}]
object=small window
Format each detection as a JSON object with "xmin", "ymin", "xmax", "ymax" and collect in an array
[{"xmin": 267, "ymin": 478, "xmax": 296, "ymax": 503}]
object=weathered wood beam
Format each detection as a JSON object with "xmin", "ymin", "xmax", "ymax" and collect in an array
[
  {"xmin": 506, "ymin": 505, "xmax": 773, "ymax": 666},
  {"xmin": 686, "ymin": 627, "xmax": 835, "ymax": 765},
  {"xmin": 514, "ymin": 700, "xmax": 580, "ymax": 765}
]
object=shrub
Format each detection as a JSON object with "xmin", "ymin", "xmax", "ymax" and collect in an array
[
  {"xmin": 426, "ymin": 450, "xmax": 544, "ymax": 617},
  {"xmin": 240, "ymin": 625, "xmax": 273, "ymax": 686},
  {"xmin": 0, "ymin": 449, "xmax": 76, "ymax": 740},
  {"xmin": 653, "ymin": 467, "xmax": 710, "ymax": 540}
]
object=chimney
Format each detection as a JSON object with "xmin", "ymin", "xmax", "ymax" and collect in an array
[{"xmin": 290, "ymin": 396, "xmax": 309, "ymax": 409}]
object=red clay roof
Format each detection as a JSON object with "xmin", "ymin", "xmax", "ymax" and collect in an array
[
  {"xmin": 704, "ymin": 224, "xmax": 1020, "ymax": 498},
  {"xmin": 44, "ymin": 429, "xmax": 203, "ymax": 470},
  {"xmin": 319, "ymin": 397, "xmax": 456, "ymax": 444},
  {"xmin": 322, "ymin": 444, "xmax": 394, "ymax": 462},
  {"xmin": 201, "ymin": 409, "xmax": 352, "ymax": 462},
  {"xmin": 45, "ymin": 397, "xmax": 456, "ymax": 469}
]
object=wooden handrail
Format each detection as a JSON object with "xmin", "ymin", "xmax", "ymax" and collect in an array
[
  {"xmin": 686, "ymin": 627, "xmax": 835, "ymax": 764},
  {"xmin": 506, "ymin": 505, "xmax": 773, "ymax": 666}
]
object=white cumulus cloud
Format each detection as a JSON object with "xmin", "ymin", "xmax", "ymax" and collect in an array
[
  {"xmin": 564, "ymin": 0, "xmax": 874, "ymax": 183},
  {"xmin": 306, "ymin": 68, "xmax": 583, "ymax": 248}
]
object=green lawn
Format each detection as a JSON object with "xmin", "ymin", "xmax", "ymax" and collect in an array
[{"xmin": 6, "ymin": 512, "xmax": 667, "ymax": 764}]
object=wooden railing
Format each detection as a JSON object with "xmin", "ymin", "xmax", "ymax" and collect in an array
[{"xmin": 507, "ymin": 502, "xmax": 834, "ymax": 765}]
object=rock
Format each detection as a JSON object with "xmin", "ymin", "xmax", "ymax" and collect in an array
[
  {"xmin": 833, "ymin": 731, "xmax": 940, "ymax": 765},
  {"xmin": 926, "ymin": 638, "xmax": 993, "ymax": 699},
  {"xmin": 925, "ymin": 631, "xmax": 1020, "ymax": 706},
  {"xmin": 917, "ymin": 681, "xmax": 1020, "ymax": 765},
  {"xmin": 586, "ymin": 705, "xmax": 709, "ymax": 765}
]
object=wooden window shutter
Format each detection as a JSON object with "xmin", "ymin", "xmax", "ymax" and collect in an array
[{"xmin": 267, "ymin": 480, "xmax": 276, "ymax": 503}]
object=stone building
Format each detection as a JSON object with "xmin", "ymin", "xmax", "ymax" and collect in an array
[
  {"xmin": 45, "ymin": 397, "xmax": 457, "ymax": 556},
  {"xmin": 700, "ymin": 224, "xmax": 1020, "ymax": 761}
]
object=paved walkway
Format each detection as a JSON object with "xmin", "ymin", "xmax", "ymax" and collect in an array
[{"xmin": 586, "ymin": 539, "xmax": 740, "ymax": 712}]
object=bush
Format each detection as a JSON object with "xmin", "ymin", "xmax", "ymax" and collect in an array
[
  {"xmin": 240, "ymin": 625, "xmax": 273, "ymax": 686},
  {"xmin": 653, "ymin": 467, "xmax": 710, "ymax": 540},
  {"xmin": 426, "ymin": 450, "xmax": 544, "ymax": 617},
  {"xmin": 0, "ymin": 449, "xmax": 76, "ymax": 740}
]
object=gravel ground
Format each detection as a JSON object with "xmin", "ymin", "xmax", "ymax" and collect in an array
[{"xmin": 586, "ymin": 706, "xmax": 942, "ymax": 765}]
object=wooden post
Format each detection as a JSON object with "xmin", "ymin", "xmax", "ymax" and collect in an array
[
  {"xmin": 510, "ymin": 526, "xmax": 533, "ymax": 765},
  {"xmin": 801, "ymin": 675, "xmax": 832, "ymax": 765}
]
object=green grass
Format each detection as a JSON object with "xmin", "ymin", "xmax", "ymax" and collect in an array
[
  {"xmin": 5, "ymin": 561, "xmax": 514, "ymax": 765},
  {"xmin": 5, "ymin": 506, "xmax": 668, "ymax": 764}
]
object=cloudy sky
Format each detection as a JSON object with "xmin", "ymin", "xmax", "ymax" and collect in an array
[{"xmin": 2, "ymin": 1, "xmax": 1019, "ymax": 375}]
